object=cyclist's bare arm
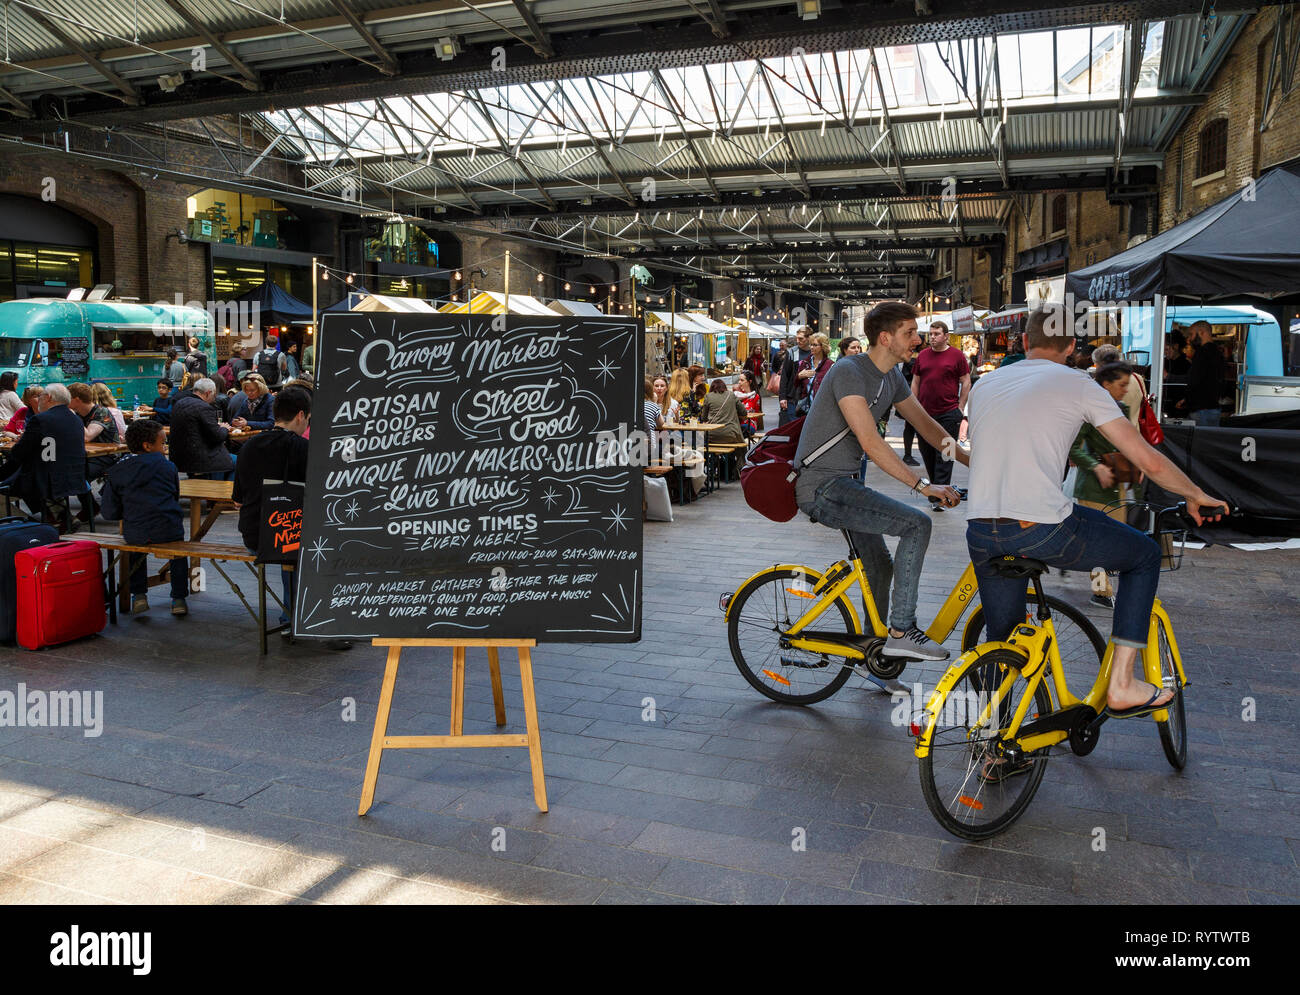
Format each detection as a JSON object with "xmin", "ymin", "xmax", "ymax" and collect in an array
[
  {"xmin": 1095, "ymin": 415, "xmax": 1228, "ymax": 524},
  {"xmin": 894, "ymin": 396, "xmax": 970, "ymax": 467},
  {"xmin": 838, "ymin": 395, "xmax": 959, "ymax": 505}
]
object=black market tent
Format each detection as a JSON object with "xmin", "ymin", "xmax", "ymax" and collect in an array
[
  {"xmin": 234, "ymin": 281, "xmax": 314, "ymax": 326},
  {"xmin": 1065, "ymin": 164, "xmax": 1300, "ymax": 303}
]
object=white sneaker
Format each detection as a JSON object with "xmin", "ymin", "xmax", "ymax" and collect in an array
[{"xmin": 882, "ymin": 626, "xmax": 950, "ymax": 661}]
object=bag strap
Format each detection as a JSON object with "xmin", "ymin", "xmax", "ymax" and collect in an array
[{"xmin": 798, "ymin": 426, "xmax": 852, "ymax": 469}]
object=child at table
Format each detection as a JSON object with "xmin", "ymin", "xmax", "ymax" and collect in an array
[
  {"xmin": 151, "ymin": 379, "xmax": 175, "ymax": 425},
  {"xmin": 100, "ymin": 418, "xmax": 191, "ymax": 617}
]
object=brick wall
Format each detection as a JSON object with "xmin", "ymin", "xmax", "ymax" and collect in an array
[
  {"xmin": 458, "ymin": 228, "xmax": 559, "ymax": 301},
  {"xmin": 1160, "ymin": 9, "xmax": 1300, "ymax": 229}
]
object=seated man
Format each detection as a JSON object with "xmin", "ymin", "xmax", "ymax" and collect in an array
[
  {"xmin": 67, "ymin": 381, "xmax": 121, "ymax": 485},
  {"xmin": 965, "ymin": 304, "xmax": 1227, "ymax": 720},
  {"xmin": 795, "ymin": 301, "xmax": 966, "ymax": 672},
  {"xmin": 169, "ymin": 378, "xmax": 235, "ymax": 481},
  {"xmin": 0, "ymin": 383, "xmax": 88, "ymax": 521}
]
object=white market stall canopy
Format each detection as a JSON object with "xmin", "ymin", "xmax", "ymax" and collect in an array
[
  {"xmin": 549, "ymin": 299, "xmax": 606, "ymax": 316},
  {"xmin": 353, "ymin": 294, "xmax": 438, "ymax": 313},
  {"xmin": 440, "ymin": 291, "xmax": 558, "ymax": 315},
  {"xmin": 645, "ymin": 311, "xmax": 715, "ymax": 335}
]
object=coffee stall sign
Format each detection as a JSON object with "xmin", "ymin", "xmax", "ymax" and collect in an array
[{"xmin": 293, "ymin": 312, "xmax": 643, "ymax": 642}]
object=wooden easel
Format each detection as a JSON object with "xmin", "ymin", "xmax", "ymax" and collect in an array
[{"xmin": 357, "ymin": 638, "xmax": 548, "ymax": 814}]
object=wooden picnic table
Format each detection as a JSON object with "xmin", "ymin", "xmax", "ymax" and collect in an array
[{"xmin": 662, "ymin": 421, "xmax": 722, "ymax": 493}]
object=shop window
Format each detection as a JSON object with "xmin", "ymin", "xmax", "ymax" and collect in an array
[
  {"xmin": 1197, "ymin": 119, "xmax": 1227, "ymax": 178},
  {"xmin": 1050, "ymin": 195, "xmax": 1067, "ymax": 235}
]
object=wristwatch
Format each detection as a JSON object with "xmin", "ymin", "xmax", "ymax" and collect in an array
[{"xmin": 912, "ymin": 476, "xmax": 930, "ymax": 494}]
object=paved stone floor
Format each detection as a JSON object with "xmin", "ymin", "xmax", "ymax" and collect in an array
[{"xmin": 0, "ymin": 398, "xmax": 1296, "ymax": 904}]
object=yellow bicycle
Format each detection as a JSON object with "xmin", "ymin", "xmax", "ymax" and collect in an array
[
  {"xmin": 720, "ymin": 529, "xmax": 1105, "ymax": 705},
  {"xmin": 914, "ymin": 503, "xmax": 1198, "ymax": 840}
]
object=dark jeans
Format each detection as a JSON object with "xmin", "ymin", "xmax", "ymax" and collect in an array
[
  {"xmin": 1191, "ymin": 408, "xmax": 1221, "ymax": 427},
  {"xmin": 918, "ymin": 408, "xmax": 963, "ymax": 488},
  {"xmin": 778, "ymin": 403, "xmax": 796, "ymax": 427},
  {"xmin": 966, "ymin": 504, "xmax": 1161, "ymax": 648},
  {"xmin": 801, "ymin": 475, "xmax": 933, "ymax": 632},
  {"xmin": 129, "ymin": 551, "xmax": 190, "ymax": 600},
  {"xmin": 902, "ymin": 420, "xmax": 916, "ymax": 458}
]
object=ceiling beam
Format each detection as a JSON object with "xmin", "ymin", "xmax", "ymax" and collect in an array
[
  {"xmin": 329, "ymin": 0, "xmax": 401, "ymax": 75},
  {"xmin": 33, "ymin": 0, "xmax": 1221, "ymax": 126},
  {"xmin": 510, "ymin": 0, "xmax": 556, "ymax": 59},
  {"xmin": 158, "ymin": 0, "xmax": 261, "ymax": 90},
  {"xmin": 22, "ymin": 7, "xmax": 140, "ymax": 105}
]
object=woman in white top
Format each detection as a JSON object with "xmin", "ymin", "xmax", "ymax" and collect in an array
[{"xmin": 0, "ymin": 373, "xmax": 21, "ymax": 424}]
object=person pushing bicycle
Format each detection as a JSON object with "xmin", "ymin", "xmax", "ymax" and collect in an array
[
  {"xmin": 794, "ymin": 301, "xmax": 966, "ymax": 668},
  {"xmin": 965, "ymin": 303, "xmax": 1228, "ymax": 719}
]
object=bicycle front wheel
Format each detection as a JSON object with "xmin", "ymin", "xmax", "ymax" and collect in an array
[
  {"xmin": 727, "ymin": 567, "xmax": 856, "ymax": 705},
  {"xmin": 1154, "ymin": 616, "xmax": 1187, "ymax": 769},
  {"xmin": 919, "ymin": 648, "xmax": 1053, "ymax": 840}
]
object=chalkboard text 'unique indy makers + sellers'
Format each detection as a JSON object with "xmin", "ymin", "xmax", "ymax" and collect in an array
[{"xmin": 293, "ymin": 313, "xmax": 643, "ymax": 642}]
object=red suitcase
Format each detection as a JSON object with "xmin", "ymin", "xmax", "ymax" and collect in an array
[{"xmin": 15, "ymin": 540, "xmax": 106, "ymax": 650}]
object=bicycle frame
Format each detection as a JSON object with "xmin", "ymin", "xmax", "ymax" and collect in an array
[
  {"xmin": 723, "ymin": 559, "xmax": 987, "ymax": 661},
  {"xmin": 914, "ymin": 597, "xmax": 1188, "ymax": 758}
]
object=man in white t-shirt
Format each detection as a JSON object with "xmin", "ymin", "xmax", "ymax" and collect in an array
[{"xmin": 966, "ymin": 304, "xmax": 1227, "ymax": 720}]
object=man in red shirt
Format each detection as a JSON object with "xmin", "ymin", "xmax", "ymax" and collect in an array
[{"xmin": 910, "ymin": 321, "xmax": 970, "ymax": 511}]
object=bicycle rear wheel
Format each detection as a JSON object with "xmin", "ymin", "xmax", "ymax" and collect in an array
[
  {"xmin": 1154, "ymin": 616, "xmax": 1187, "ymax": 769},
  {"xmin": 919, "ymin": 648, "xmax": 1053, "ymax": 840},
  {"xmin": 727, "ymin": 567, "xmax": 856, "ymax": 705},
  {"xmin": 963, "ymin": 594, "xmax": 1106, "ymax": 683}
]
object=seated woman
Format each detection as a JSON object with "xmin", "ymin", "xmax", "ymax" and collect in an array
[
  {"xmin": 91, "ymin": 382, "xmax": 128, "ymax": 439},
  {"xmin": 700, "ymin": 378, "xmax": 747, "ymax": 444},
  {"xmin": 226, "ymin": 373, "xmax": 274, "ymax": 430},
  {"xmin": 0, "ymin": 372, "xmax": 21, "ymax": 425},
  {"xmin": 2, "ymin": 385, "xmax": 45, "ymax": 438},
  {"xmin": 676, "ymin": 364, "xmax": 706, "ymax": 422}
]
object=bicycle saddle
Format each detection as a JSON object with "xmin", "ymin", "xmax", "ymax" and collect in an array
[{"xmin": 986, "ymin": 555, "xmax": 1049, "ymax": 579}]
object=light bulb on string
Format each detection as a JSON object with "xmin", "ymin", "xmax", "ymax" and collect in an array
[
  {"xmin": 346, "ymin": 274, "xmax": 354, "ymax": 284},
  {"xmin": 589, "ymin": 285, "xmax": 595, "ymax": 294},
  {"xmin": 453, "ymin": 271, "xmax": 461, "ymax": 281},
  {"xmin": 536, "ymin": 272, "xmax": 544, "ymax": 283},
  {"xmin": 564, "ymin": 282, "xmax": 571, "ymax": 291},
  {"xmin": 322, "ymin": 271, "xmax": 329, "ymax": 281}
]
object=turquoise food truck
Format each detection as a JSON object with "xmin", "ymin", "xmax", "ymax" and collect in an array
[
  {"xmin": 1122, "ymin": 304, "xmax": 1298, "ymax": 416},
  {"xmin": 0, "ymin": 298, "xmax": 214, "ymax": 402}
]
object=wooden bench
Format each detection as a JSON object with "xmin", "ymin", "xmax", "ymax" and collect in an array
[
  {"xmin": 702, "ymin": 441, "xmax": 748, "ymax": 485},
  {"xmin": 648, "ymin": 455, "xmax": 704, "ymax": 503},
  {"xmin": 80, "ymin": 535, "xmax": 288, "ymax": 656}
]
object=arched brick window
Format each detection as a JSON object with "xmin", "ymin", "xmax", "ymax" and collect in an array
[{"xmin": 1197, "ymin": 118, "xmax": 1228, "ymax": 177}]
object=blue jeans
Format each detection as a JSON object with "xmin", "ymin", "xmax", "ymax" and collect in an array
[
  {"xmin": 966, "ymin": 504, "xmax": 1161, "ymax": 648},
  {"xmin": 1191, "ymin": 408, "xmax": 1220, "ymax": 427},
  {"xmin": 800, "ymin": 475, "xmax": 932, "ymax": 634}
]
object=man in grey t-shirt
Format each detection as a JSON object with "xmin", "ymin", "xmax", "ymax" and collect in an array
[{"xmin": 794, "ymin": 302, "xmax": 966, "ymax": 666}]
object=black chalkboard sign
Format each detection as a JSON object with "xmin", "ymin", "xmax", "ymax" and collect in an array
[
  {"xmin": 292, "ymin": 312, "xmax": 643, "ymax": 642},
  {"xmin": 60, "ymin": 336, "xmax": 89, "ymax": 377}
]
